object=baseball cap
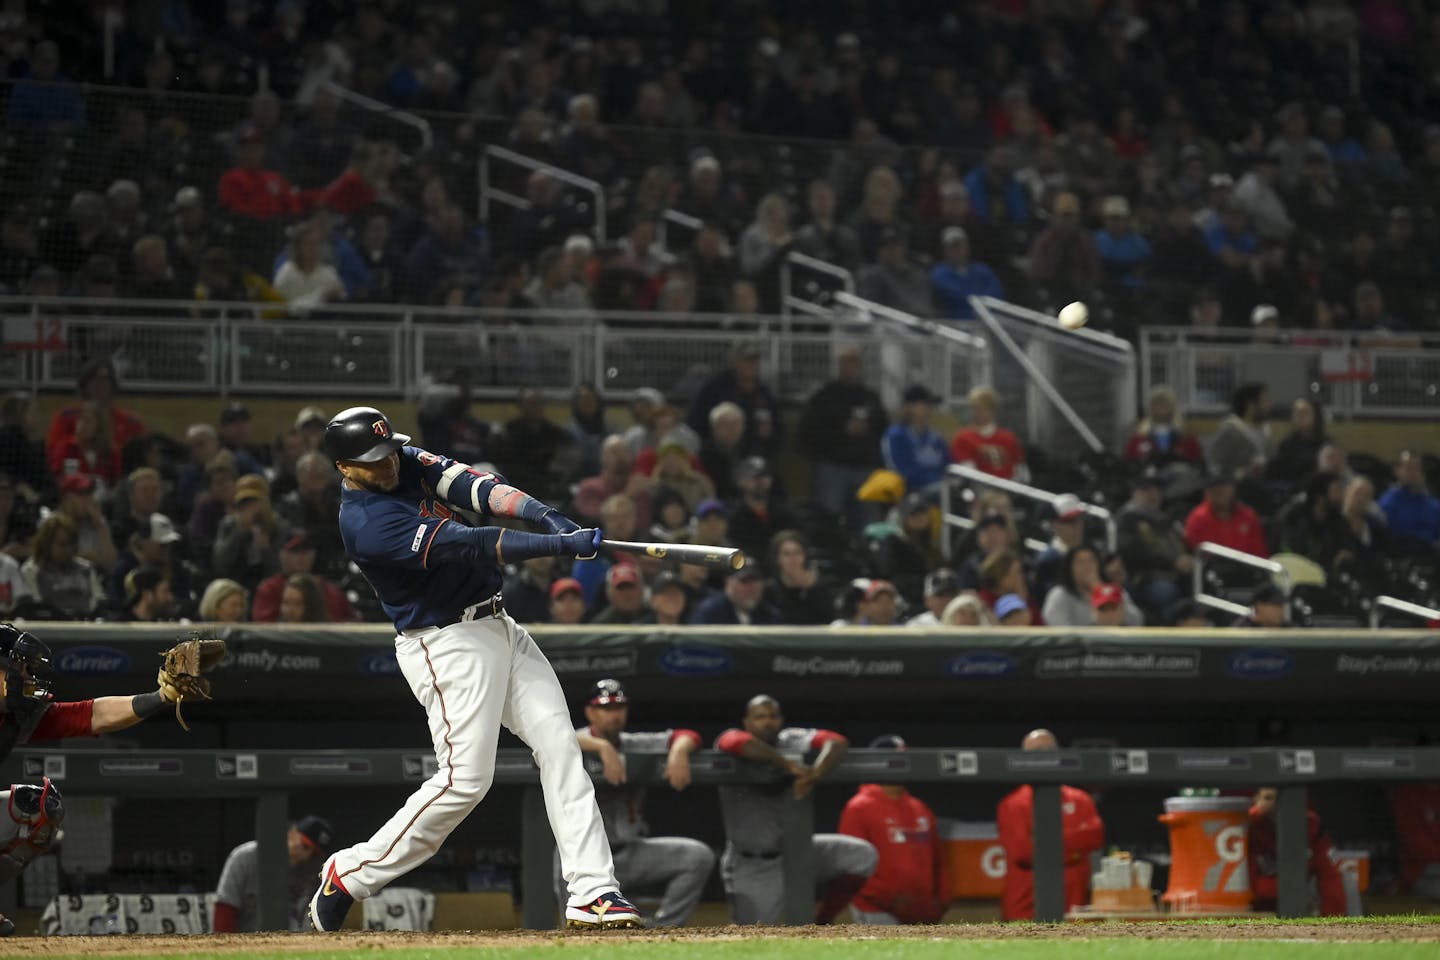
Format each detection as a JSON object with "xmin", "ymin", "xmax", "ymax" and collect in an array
[
  {"xmin": 1134, "ymin": 468, "xmax": 1165, "ymax": 491},
  {"xmin": 863, "ymin": 579, "xmax": 897, "ymax": 601},
  {"xmin": 550, "ymin": 577, "xmax": 584, "ymax": 600},
  {"xmin": 631, "ymin": 387, "xmax": 664, "ymax": 407},
  {"xmin": 875, "ymin": 225, "xmax": 905, "ymax": 248},
  {"xmin": 651, "ymin": 570, "xmax": 686, "ymax": 595},
  {"xmin": 924, "ymin": 568, "xmax": 960, "ymax": 598},
  {"xmin": 295, "ymin": 405, "xmax": 328, "ymax": 430},
  {"xmin": 60, "ymin": 474, "xmax": 95, "ymax": 495},
  {"xmin": 695, "ymin": 498, "xmax": 727, "ymax": 520},
  {"xmin": 294, "ymin": 815, "xmax": 334, "ymax": 853},
  {"xmin": 237, "ymin": 124, "xmax": 264, "ymax": 145},
  {"xmin": 1101, "ymin": 196, "xmax": 1131, "ymax": 218},
  {"xmin": 902, "ymin": 492, "xmax": 930, "ymax": 516},
  {"xmin": 1204, "ymin": 470, "xmax": 1237, "ymax": 489},
  {"xmin": 142, "ymin": 513, "xmax": 182, "ymax": 544},
  {"xmin": 282, "ymin": 531, "xmax": 314, "ymax": 552},
  {"xmin": 219, "ymin": 400, "xmax": 251, "ymax": 425},
  {"xmin": 902, "ymin": 384, "xmax": 939, "ymax": 405},
  {"xmin": 869, "ymin": 734, "xmax": 907, "ymax": 750},
  {"xmin": 173, "ymin": 186, "xmax": 202, "ymax": 209},
  {"xmin": 994, "ymin": 593, "xmax": 1027, "ymax": 619},
  {"xmin": 734, "ymin": 456, "xmax": 771, "ymax": 483},
  {"xmin": 857, "ymin": 468, "xmax": 905, "ymax": 504},
  {"xmin": 234, "ymin": 474, "xmax": 269, "ymax": 503},
  {"xmin": 976, "ymin": 511, "xmax": 1009, "ymax": 531},
  {"xmin": 1252, "ymin": 583, "xmax": 1286, "ymax": 606},
  {"xmin": 588, "ymin": 678, "xmax": 629, "ymax": 706},
  {"xmin": 1090, "ymin": 582, "xmax": 1124, "ymax": 609},
  {"xmin": 606, "ymin": 564, "xmax": 641, "ymax": 588},
  {"xmin": 942, "ymin": 225, "xmax": 969, "ymax": 247},
  {"xmin": 1250, "ymin": 304, "xmax": 1279, "ymax": 326},
  {"xmin": 1053, "ymin": 192, "xmax": 1081, "ymax": 215},
  {"xmin": 1052, "ymin": 493, "xmax": 1085, "ymax": 520},
  {"xmin": 1209, "ymin": 172, "xmax": 1235, "ymax": 189}
]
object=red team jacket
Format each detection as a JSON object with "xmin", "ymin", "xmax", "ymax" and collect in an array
[
  {"xmin": 1182, "ymin": 500, "xmax": 1269, "ymax": 556},
  {"xmin": 839, "ymin": 784, "xmax": 950, "ymax": 922},
  {"xmin": 1247, "ymin": 804, "xmax": 1348, "ymax": 916},
  {"xmin": 949, "ymin": 426, "xmax": 1026, "ymax": 480},
  {"xmin": 1391, "ymin": 784, "xmax": 1440, "ymax": 889},
  {"xmin": 996, "ymin": 784, "xmax": 1104, "ymax": 920}
]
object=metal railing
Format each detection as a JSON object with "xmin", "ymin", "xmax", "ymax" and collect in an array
[
  {"xmin": 939, "ymin": 464, "xmax": 1116, "ymax": 561},
  {"xmin": 478, "ymin": 145, "xmax": 607, "ymax": 242},
  {"xmin": 971, "ymin": 296, "xmax": 1138, "ymax": 457},
  {"xmin": 321, "ymin": 81, "xmax": 433, "ymax": 153},
  {"xmin": 655, "ymin": 208, "xmax": 702, "ymax": 256},
  {"xmin": 1370, "ymin": 595, "xmax": 1440, "ymax": 628},
  {"xmin": 1139, "ymin": 327, "xmax": 1440, "ymax": 421},
  {"xmin": 1192, "ymin": 542, "xmax": 1291, "ymax": 619},
  {"xmin": 780, "ymin": 250, "xmax": 855, "ymax": 316}
]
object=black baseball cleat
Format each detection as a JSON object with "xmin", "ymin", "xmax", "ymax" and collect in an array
[
  {"xmin": 565, "ymin": 891, "xmax": 644, "ymax": 929},
  {"xmin": 0, "ymin": 912, "xmax": 14, "ymax": 936},
  {"xmin": 306, "ymin": 857, "xmax": 355, "ymax": 932}
]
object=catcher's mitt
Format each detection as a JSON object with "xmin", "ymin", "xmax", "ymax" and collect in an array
[{"xmin": 156, "ymin": 636, "xmax": 227, "ymax": 731}]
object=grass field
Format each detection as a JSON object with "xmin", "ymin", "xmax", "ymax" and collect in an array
[{"xmin": 22, "ymin": 918, "xmax": 1440, "ymax": 960}]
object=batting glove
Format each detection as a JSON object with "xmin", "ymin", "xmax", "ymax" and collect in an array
[{"xmin": 562, "ymin": 527, "xmax": 603, "ymax": 560}]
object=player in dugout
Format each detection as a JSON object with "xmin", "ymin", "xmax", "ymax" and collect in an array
[
  {"xmin": 213, "ymin": 815, "xmax": 335, "ymax": 931},
  {"xmin": 715, "ymin": 694, "xmax": 878, "ymax": 925},
  {"xmin": 838, "ymin": 735, "xmax": 951, "ymax": 924},
  {"xmin": 1248, "ymin": 787, "xmax": 1356, "ymax": 916},
  {"xmin": 572, "ymin": 679, "xmax": 715, "ymax": 927},
  {"xmin": 995, "ymin": 728, "xmax": 1105, "ymax": 920}
]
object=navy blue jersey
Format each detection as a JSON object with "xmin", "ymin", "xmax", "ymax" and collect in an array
[{"xmin": 338, "ymin": 446, "xmax": 510, "ymax": 631}]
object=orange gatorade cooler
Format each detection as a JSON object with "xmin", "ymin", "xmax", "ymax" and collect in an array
[
  {"xmin": 940, "ymin": 820, "xmax": 1007, "ymax": 899},
  {"xmin": 1158, "ymin": 796, "xmax": 1253, "ymax": 911}
]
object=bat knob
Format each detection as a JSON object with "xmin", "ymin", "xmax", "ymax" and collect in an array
[{"xmin": 729, "ymin": 551, "xmax": 746, "ymax": 571}]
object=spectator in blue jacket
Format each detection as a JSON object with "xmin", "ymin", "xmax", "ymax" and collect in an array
[
  {"xmin": 403, "ymin": 203, "xmax": 486, "ymax": 305},
  {"xmin": 1379, "ymin": 451, "xmax": 1440, "ymax": 553},
  {"xmin": 7, "ymin": 41, "xmax": 86, "ymax": 132},
  {"xmin": 1094, "ymin": 196, "xmax": 1152, "ymax": 291},
  {"xmin": 689, "ymin": 558, "xmax": 783, "ymax": 625},
  {"xmin": 930, "ymin": 226, "xmax": 1003, "ymax": 320},
  {"xmin": 881, "ymin": 385, "xmax": 951, "ymax": 495},
  {"xmin": 964, "ymin": 144, "xmax": 1030, "ymax": 226}
]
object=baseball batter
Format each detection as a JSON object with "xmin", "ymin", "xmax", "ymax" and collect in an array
[
  {"xmin": 308, "ymin": 406, "xmax": 640, "ymax": 931},
  {"xmin": 572, "ymin": 679, "xmax": 716, "ymax": 927},
  {"xmin": 0, "ymin": 624, "xmax": 220, "ymax": 936},
  {"xmin": 714, "ymin": 695, "xmax": 878, "ymax": 924}
]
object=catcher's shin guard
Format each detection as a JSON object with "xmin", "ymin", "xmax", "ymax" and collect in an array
[{"xmin": 0, "ymin": 778, "xmax": 64, "ymax": 886}]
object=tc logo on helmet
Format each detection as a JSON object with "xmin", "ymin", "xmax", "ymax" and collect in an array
[{"xmin": 372, "ymin": 420, "xmax": 389, "ymax": 437}]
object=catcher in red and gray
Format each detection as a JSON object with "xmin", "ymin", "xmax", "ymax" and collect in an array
[
  {"xmin": 571, "ymin": 679, "xmax": 716, "ymax": 927},
  {"xmin": 0, "ymin": 624, "xmax": 224, "ymax": 935},
  {"xmin": 715, "ymin": 695, "xmax": 878, "ymax": 925}
]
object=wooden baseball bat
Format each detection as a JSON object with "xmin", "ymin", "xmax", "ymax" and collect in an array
[{"xmin": 601, "ymin": 540, "xmax": 745, "ymax": 570}]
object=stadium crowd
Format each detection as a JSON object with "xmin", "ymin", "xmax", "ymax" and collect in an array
[
  {"xmin": 0, "ymin": 2, "xmax": 1437, "ymax": 627},
  {"xmin": 0, "ymin": 2, "xmax": 1437, "ymax": 334}
]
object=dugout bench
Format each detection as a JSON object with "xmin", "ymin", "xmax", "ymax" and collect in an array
[{"xmin": 3, "ymin": 746, "xmax": 1437, "ymax": 929}]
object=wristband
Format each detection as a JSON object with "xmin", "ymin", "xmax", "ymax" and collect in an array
[{"xmin": 132, "ymin": 690, "xmax": 168, "ymax": 719}]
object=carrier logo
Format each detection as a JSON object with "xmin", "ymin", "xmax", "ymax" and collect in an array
[
  {"xmin": 944, "ymin": 651, "xmax": 1017, "ymax": 679},
  {"xmin": 658, "ymin": 644, "xmax": 734, "ymax": 677},
  {"xmin": 55, "ymin": 646, "xmax": 131, "ymax": 675},
  {"xmin": 1226, "ymin": 648, "xmax": 1295, "ymax": 679},
  {"xmin": 361, "ymin": 650, "xmax": 401, "ymax": 676}
]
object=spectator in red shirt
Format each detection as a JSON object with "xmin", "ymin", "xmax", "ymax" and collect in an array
[
  {"xmin": 1390, "ymin": 783, "xmax": 1440, "ymax": 898},
  {"xmin": 44, "ymin": 358, "xmax": 147, "ymax": 472},
  {"xmin": 1123, "ymin": 386, "xmax": 1204, "ymax": 468},
  {"xmin": 573, "ymin": 436, "xmax": 654, "ymax": 530},
  {"xmin": 996, "ymin": 728, "xmax": 1105, "ymax": 920},
  {"xmin": 1247, "ymin": 787, "xmax": 1352, "ymax": 916},
  {"xmin": 251, "ymin": 532, "xmax": 356, "ymax": 623},
  {"xmin": 218, "ymin": 126, "xmax": 310, "ymax": 222},
  {"xmin": 47, "ymin": 400, "xmax": 122, "ymax": 492},
  {"xmin": 950, "ymin": 386, "xmax": 1027, "ymax": 481},
  {"xmin": 1183, "ymin": 473, "xmax": 1269, "ymax": 557},
  {"xmin": 839, "ymin": 735, "xmax": 950, "ymax": 924}
]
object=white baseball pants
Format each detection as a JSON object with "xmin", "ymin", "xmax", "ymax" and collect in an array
[{"xmin": 329, "ymin": 613, "xmax": 617, "ymax": 905}]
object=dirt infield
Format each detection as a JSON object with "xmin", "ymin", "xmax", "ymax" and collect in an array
[{"xmin": 18, "ymin": 920, "xmax": 1440, "ymax": 955}]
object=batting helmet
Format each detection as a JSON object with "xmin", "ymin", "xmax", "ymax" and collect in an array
[
  {"xmin": 323, "ymin": 406, "xmax": 411, "ymax": 463},
  {"xmin": 588, "ymin": 678, "xmax": 629, "ymax": 707}
]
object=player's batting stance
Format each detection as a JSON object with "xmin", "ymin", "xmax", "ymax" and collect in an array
[
  {"xmin": 309, "ymin": 407, "xmax": 641, "ymax": 931},
  {"xmin": 0, "ymin": 624, "xmax": 223, "ymax": 936}
]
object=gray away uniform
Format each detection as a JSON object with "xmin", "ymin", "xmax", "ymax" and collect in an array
[
  {"xmin": 715, "ymin": 727, "xmax": 877, "ymax": 925},
  {"xmin": 564, "ymin": 727, "xmax": 716, "ymax": 927},
  {"xmin": 214, "ymin": 841, "xmax": 319, "ymax": 931}
]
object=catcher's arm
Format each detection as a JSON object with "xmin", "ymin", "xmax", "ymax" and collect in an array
[{"xmin": 90, "ymin": 694, "xmax": 170, "ymax": 734}]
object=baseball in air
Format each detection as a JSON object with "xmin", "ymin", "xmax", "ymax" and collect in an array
[{"xmin": 1058, "ymin": 301, "xmax": 1089, "ymax": 330}]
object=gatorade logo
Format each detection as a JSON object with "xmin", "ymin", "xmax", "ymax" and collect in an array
[
  {"xmin": 981, "ymin": 844, "xmax": 1007, "ymax": 878},
  {"xmin": 1202, "ymin": 823, "xmax": 1249, "ymax": 893}
]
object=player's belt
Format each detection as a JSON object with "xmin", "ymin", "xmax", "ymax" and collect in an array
[
  {"xmin": 443, "ymin": 594, "xmax": 505, "ymax": 626},
  {"xmin": 736, "ymin": 851, "xmax": 781, "ymax": 860}
]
